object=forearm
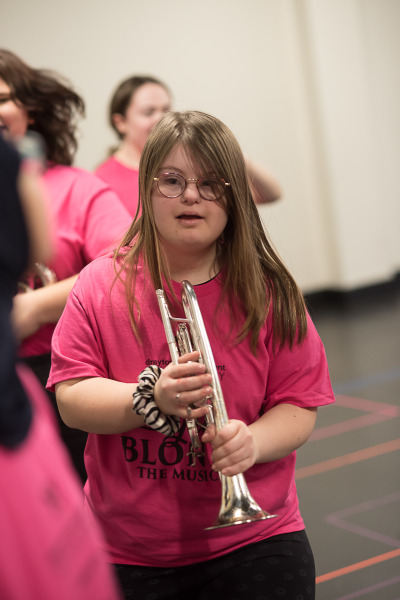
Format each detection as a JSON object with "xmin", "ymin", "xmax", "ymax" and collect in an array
[
  {"xmin": 56, "ymin": 377, "xmax": 144, "ymax": 434},
  {"xmin": 203, "ymin": 403, "xmax": 317, "ymax": 476},
  {"xmin": 246, "ymin": 158, "xmax": 282, "ymax": 204},
  {"xmin": 17, "ymin": 168, "xmax": 53, "ymax": 267},
  {"xmin": 250, "ymin": 404, "xmax": 317, "ymax": 463},
  {"xmin": 31, "ymin": 274, "xmax": 79, "ymax": 324},
  {"xmin": 55, "ymin": 352, "xmax": 212, "ymax": 435},
  {"xmin": 13, "ymin": 274, "xmax": 79, "ymax": 340}
]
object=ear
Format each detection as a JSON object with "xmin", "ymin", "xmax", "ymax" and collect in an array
[{"xmin": 112, "ymin": 113, "xmax": 127, "ymax": 135}]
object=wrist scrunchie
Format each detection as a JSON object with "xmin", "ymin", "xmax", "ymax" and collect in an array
[{"xmin": 132, "ymin": 365, "xmax": 180, "ymax": 436}]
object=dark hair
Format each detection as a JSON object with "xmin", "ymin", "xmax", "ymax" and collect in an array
[
  {"xmin": 0, "ymin": 49, "xmax": 85, "ymax": 165},
  {"xmin": 109, "ymin": 75, "xmax": 170, "ymax": 139}
]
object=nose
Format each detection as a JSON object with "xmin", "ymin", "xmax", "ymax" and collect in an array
[{"xmin": 181, "ymin": 180, "xmax": 201, "ymax": 203}]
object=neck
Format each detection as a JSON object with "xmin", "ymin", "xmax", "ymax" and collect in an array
[
  {"xmin": 114, "ymin": 141, "xmax": 141, "ymax": 169},
  {"xmin": 167, "ymin": 247, "xmax": 220, "ymax": 285}
]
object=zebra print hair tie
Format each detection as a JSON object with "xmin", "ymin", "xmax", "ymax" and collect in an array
[{"xmin": 132, "ymin": 365, "xmax": 180, "ymax": 436}]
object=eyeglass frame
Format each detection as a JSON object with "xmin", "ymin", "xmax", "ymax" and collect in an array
[{"xmin": 153, "ymin": 172, "xmax": 231, "ymax": 201}]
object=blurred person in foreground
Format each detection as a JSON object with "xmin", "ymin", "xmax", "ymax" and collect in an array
[{"xmin": 0, "ymin": 134, "xmax": 122, "ymax": 600}]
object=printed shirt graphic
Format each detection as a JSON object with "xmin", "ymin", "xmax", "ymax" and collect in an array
[{"xmin": 48, "ymin": 254, "xmax": 335, "ymax": 567}]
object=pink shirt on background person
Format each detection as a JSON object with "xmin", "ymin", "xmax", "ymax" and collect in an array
[
  {"xmin": 48, "ymin": 254, "xmax": 335, "ymax": 568},
  {"xmin": 19, "ymin": 164, "xmax": 132, "ymax": 358},
  {"xmin": 95, "ymin": 156, "xmax": 140, "ymax": 217},
  {"xmin": 0, "ymin": 363, "xmax": 122, "ymax": 600}
]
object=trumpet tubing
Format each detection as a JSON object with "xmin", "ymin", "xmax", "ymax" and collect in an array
[
  {"xmin": 156, "ymin": 281, "xmax": 277, "ymax": 529},
  {"xmin": 18, "ymin": 262, "xmax": 57, "ymax": 293}
]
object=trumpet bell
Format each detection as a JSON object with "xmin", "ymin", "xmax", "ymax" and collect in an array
[{"xmin": 206, "ymin": 473, "xmax": 277, "ymax": 530}]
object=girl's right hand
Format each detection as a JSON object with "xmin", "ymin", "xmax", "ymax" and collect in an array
[{"xmin": 154, "ymin": 351, "xmax": 212, "ymax": 420}]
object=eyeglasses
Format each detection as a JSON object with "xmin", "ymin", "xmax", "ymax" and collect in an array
[{"xmin": 153, "ymin": 172, "xmax": 230, "ymax": 201}]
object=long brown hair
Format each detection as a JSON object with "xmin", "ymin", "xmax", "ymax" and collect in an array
[
  {"xmin": 0, "ymin": 49, "xmax": 84, "ymax": 165},
  {"xmin": 115, "ymin": 111, "xmax": 307, "ymax": 353}
]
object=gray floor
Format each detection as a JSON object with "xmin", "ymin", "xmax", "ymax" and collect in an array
[{"xmin": 297, "ymin": 284, "xmax": 400, "ymax": 599}]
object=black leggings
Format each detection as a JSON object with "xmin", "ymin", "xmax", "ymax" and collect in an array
[{"xmin": 114, "ymin": 530, "xmax": 315, "ymax": 600}]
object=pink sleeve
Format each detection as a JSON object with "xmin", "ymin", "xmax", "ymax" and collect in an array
[
  {"xmin": 82, "ymin": 185, "xmax": 132, "ymax": 262},
  {"xmin": 48, "ymin": 278, "xmax": 109, "ymax": 389},
  {"xmin": 264, "ymin": 313, "xmax": 335, "ymax": 410}
]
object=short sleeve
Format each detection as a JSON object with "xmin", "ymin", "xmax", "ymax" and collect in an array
[
  {"xmin": 264, "ymin": 313, "xmax": 334, "ymax": 410},
  {"xmin": 48, "ymin": 275, "xmax": 109, "ymax": 389},
  {"xmin": 79, "ymin": 179, "xmax": 132, "ymax": 262}
]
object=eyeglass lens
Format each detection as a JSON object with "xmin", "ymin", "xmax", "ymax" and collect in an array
[{"xmin": 157, "ymin": 173, "xmax": 226, "ymax": 201}]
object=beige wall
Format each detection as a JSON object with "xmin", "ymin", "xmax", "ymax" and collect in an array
[{"xmin": 1, "ymin": 0, "xmax": 399, "ymax": 293}]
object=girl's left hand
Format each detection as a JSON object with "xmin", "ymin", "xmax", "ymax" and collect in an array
[{"xmin": 202, "ymin": 419, "xmax": 258, "ymax": 476}]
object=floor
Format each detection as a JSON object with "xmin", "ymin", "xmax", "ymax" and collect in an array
[{"xmin": 298, "ymin": 283, "xmax": 400, "ymax": 600}]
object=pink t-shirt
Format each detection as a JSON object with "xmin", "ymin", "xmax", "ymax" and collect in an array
[
  {"xmin": 95, "ymin": 156, "xmax": 140, "ymax": 217},
  {"xmin": 48, "ymin": 255, "xmax": 335, "ymax": 568},
  {"xmin": 0, "ymin": 363, "xmax": 122, "ymax": 600},
  {"xmin": 19, "ymin": 164, "xmax": 132, "ymax": 358}
]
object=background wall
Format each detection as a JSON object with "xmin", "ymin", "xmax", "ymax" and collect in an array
[{"xmin": 1, "ymin": 0, "xmax": 399, "ymax": 293}]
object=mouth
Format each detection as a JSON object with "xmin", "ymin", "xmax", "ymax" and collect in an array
[
  {"xmin": 176, "ymin": 214, "xmax": 204, "ymax": 227},
  {"xmin": 177, "ymin": 213, "xmax": 202, "ymax": 221}
]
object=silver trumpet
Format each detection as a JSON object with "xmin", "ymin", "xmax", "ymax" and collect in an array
[
  {"xmin": 156, "ymin": 281, "xmax": 277, "ymax": 530},
  {"xmin": 18, "ymin": 262, "xmax": 57, "ymax": 293}
]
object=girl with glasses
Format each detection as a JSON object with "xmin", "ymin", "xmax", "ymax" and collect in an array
[{"xmin": 49, "ymin": 110, "xmax": 334, "ymax": 599}]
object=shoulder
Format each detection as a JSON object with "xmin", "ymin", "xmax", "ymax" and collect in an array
[
  {"xmin": 95, "ymin": 156, "xmax": 128, "ymax": 176},
  {"xmin": 79, "ymin": 252, "xmax": 115, "ymax": 279},
  {"xmin": 97, "ymin": 157, "xmax": 138, "ymax": 177},
  {"xmin": 73, "ymin": 253, "xmax": 116, "ymax": 294},
  {"xmin": 94, "ymin": 157, "xmax": 114, "ymax": 176},
  {"xmin": 44, "ymin": 164, "xmax": 112, "ymax": 191},
  {"xmin": 70, "ymin": 166, "xmax": 115, "ymax": 194},
  {"xmin": 43, "ymin": 165, "xmax": 124, "ymax": 210}
]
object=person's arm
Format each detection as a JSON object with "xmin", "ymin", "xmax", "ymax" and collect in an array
[
  {"xmin": 55, "ymin": 351, "xmax": 212, "ymax": 434},
  {"xmin": 202, "ymin": 404, "xmax": 317, "ymax": 476},
  {"xmin": 250, "ymin": 404, "xmax": 317, "ymax": 462},
  {"xmin": 12, "ymin": 274, "xmax": 78, "ymax": 341},
  {"xmin": 56, "ymin": 377, "xmax": 144, "ymax": 434},
  {"xmin": 17, "ymin": 167, "xmax": 53, "ymax": 269},
  {"xmin": 245, "ymin": 158, "xmax": 282, "ymax": 204}
]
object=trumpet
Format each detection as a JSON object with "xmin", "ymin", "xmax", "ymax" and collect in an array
[
  {"xmin": 18, "ymin": 262, "xmax": 57, "ymax": 293},
  {"xmin": 156, "ymin": 281, "xmax": 277, "ymax": 530}
]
